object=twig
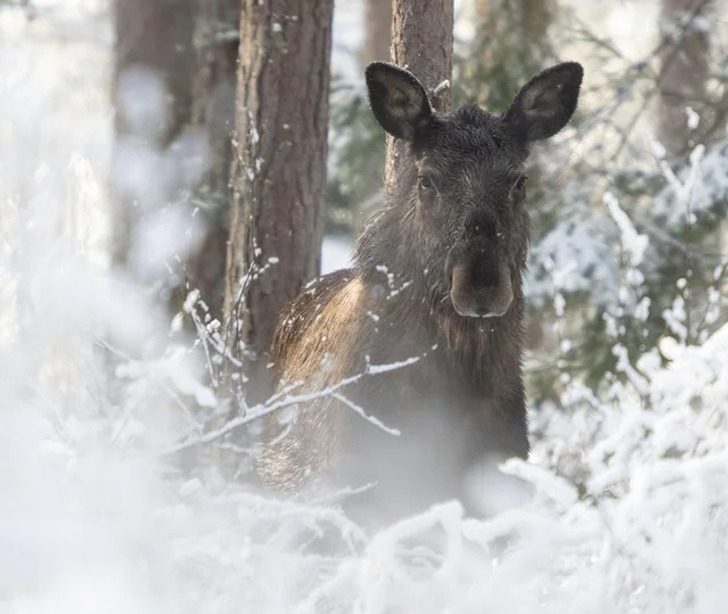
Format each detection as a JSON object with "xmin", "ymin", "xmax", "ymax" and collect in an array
[{"xmin": 164, "ymin": 353, "xmax": 426, "ymax": 455}]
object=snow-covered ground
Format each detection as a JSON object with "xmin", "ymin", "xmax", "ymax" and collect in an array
[{"xmin": 2, "ymin": 2, "xmax": 727, "ymax": 613}]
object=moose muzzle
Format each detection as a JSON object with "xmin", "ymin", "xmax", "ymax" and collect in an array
[{"xmin": 449, "ymin": 261, "xmax": 513, "ymax": 318}]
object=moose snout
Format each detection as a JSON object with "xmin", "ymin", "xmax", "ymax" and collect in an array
[{"xmin": 449, "ymin": 262, "xmax": 513, "ymax": 318}]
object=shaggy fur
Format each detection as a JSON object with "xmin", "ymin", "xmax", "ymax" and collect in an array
[{"xmin": 257, "ymin": 62, "xmax": 582, "ymax": 518}]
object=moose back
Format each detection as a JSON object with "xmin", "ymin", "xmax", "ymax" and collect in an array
[{"xmin": 258, "ymin": 61, "xmax": 582, "ymax": 518}]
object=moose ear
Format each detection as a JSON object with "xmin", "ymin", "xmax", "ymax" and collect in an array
[
  {"xmin": 365, "ymin": 62, "xmax": 434, "ymax": 140},
  {"xmin": 504, "ymin": 62, "xmax": 583, "ymax": 142}
]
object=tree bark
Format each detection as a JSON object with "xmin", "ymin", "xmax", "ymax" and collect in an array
[
  {"xmin": 111, "ymin": 0, "xmax": 195, "ymax": 268},
  {"xmin": 360, "ymin": 0, "xmax": 392, "ymax": 66},
  {"xmin": 657, "ymin": 0, "xmax": 712, "ymax": 156},
  {"xmin": 224, "ymin": 0, "xmax": 334, "ymax": 402},
  {"xmin": 186, "ymin": 0, "xmax": 240, "ymax": 320},
  {"xmin": 385, "ymin": 0, "xmax": 453, "ymax": 195}
]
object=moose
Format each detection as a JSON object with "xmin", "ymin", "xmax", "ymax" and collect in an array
[{"xmin": 258, "ymin": 61, "xmax": 583, "ymax": 520}]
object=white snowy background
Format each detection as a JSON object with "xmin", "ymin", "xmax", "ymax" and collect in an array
[{"xmin": 1, "ymin": 1, "xmax": 727, "ymax": 613}]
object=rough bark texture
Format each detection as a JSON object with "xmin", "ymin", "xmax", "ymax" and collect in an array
[
  {"xmin": 225, "ymin": 0, "xmax": 333, "ymax": 401},
  {"xmin": 360, "ymin": 0, "xmax": 392, "ymax": 66},
  {"xmin": 385, "ymin": 0, "xmax": 453, "ymax": 195},
  {"xmin": 657, "ymin": 0, "xmax": 711, "ymax": 156},
  {"xmin": 187, "ymin": 0, "xmax": 240, "ymax": 319},
  {"xmin": 111, "ymin": 0, "xmax": 194, "ymax": 267}
]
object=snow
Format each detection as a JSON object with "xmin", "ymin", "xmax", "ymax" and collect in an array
[
  {"xmin": 605, "ymin": 191, "xmax": 649, "ymax": 267},
  {"xmin": 2, "ymin": 1, "xmax": 728, "ymax": 613},
  {"xmin": 526, "ymin": 211, "xmax": 619, "ymax": 305},
  {"xmin": 322, "ymin": 234, "xmax": 353, "ymax": 273},
  {"xmin": 686, "ymin": 106, "xmax": 700, "ymax": 131},
  {"xmin": 653, "ymin": 139, "xmax": 728, "ymax": 228}
]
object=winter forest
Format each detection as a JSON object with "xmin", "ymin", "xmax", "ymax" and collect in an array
[{"xmin": 2, "ymin": 0, "xmax": 728, "ymax": 611}]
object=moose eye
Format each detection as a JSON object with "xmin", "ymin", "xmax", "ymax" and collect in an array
[
  {"xmin": 418, "ymin": 174, "xmax": 436, "ymax": 192},
  {"xmin": 417, "ymin": 174, "xmax": 438, "ymax": 208},
  {"xmin": 510, "ymin": 175, "xmax": 527, "ymax": 201}
]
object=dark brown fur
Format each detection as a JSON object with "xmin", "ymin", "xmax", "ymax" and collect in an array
[{"xmin": 257, "ymin": 62, "xmax": 582, "ymax": 518}]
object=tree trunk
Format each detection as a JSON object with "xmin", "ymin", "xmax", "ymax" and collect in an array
[
  {"xmin": 385, "ymin": 0, "xmax": 453, "ymax": 195},
  {"xmin": 111, "ymin": 0, "xmax": 195, "ymax": 270},
  {"xmin": 360, "ymin": 0, "xmax": 392, "ymax": 66},
  {"xmin": 657, "ymin": 0, "xmax": 712, "ymax": 156},
  {"xmin": 186, "ymin": 0, "xmax": 240, "ymax": 320},
  {"xmin": 224, "ymin": 0, "xmax": 334, "ymax": 402}
]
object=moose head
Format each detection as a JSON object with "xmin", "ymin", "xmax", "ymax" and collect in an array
[{"xmin": 364, "ymin": 61, "xmax": 582, "ymax": 318}]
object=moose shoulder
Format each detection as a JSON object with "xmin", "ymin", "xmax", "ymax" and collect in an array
[{"xmin": 258, "ymin": 61, "xmax": 583, "ymax": 518}]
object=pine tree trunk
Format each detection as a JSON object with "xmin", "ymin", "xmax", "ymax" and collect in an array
[
  {"xmin": 657, "ymin": 0, "xmax": 711, "ymax": 156},
  {"xmin": 385, "ymin": 0, "xmax": 453, "ymax": 195},
  {"xmin": 360, "ymin": 0, "xmax": 392, "ymax": 65},
  {"xmin": 186, "ymin": 0, "xmax": 240, "ymax": 320},
  {"xmin": 111, "ymin": 0, "xmax": 194, "ymax": 269},
  {"xmin": 224, "ymin": 0, "xmax": 334, "ymax": 402}
]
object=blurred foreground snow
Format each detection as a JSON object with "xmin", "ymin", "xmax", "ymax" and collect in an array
[
  {"xmin": 2, "ymin": 2, "xmax": 727, "ymax": 613},
  {"xmin": 3, "ymin": 219, "xmax": 727, "ymax": 613},
  {"xmin": 3, "ymin": 257, "xmax": 727, "ymax": 614}
]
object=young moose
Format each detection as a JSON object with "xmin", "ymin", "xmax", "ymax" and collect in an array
[{"xmin": 259, "ymin": 61, "xmax": 582, "ymax": 518}]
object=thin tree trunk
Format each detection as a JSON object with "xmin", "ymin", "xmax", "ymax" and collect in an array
[
  {"xmin": 657, "ymin": 0, "xmax": 711, "ymax": 156},
  {"xmin": 111, "ymin": 0, "xmax": 194, "ymax": 269},
  {"xmin": 385, "ymin": 0, "xmax": 453, "ymax": 195},
  {"xmin": 360, "ymin": 0, "xmax": 392, "ymax": 66},
  {"xmin": 224, "ymin": 0, "xmax": 334, "ymax": 402},
  {"xmin": 187, "ymin": 0, "xmax": 240, "ymax": 319}
]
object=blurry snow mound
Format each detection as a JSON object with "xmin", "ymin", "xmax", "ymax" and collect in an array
[
  {"xmin": 5, "ymin": 279, "xmax": 727, "ymax": 613},
  {"xmin": 288, "ymin": 323, "xmax": 728, "ymax": 613},
  {"xmin": 210, "ymin": 325, "xmax": 728, "ymax": 614},
  {"xmin": 526, "ymin": 325, "xmax": 728, "ymax": 614}
]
